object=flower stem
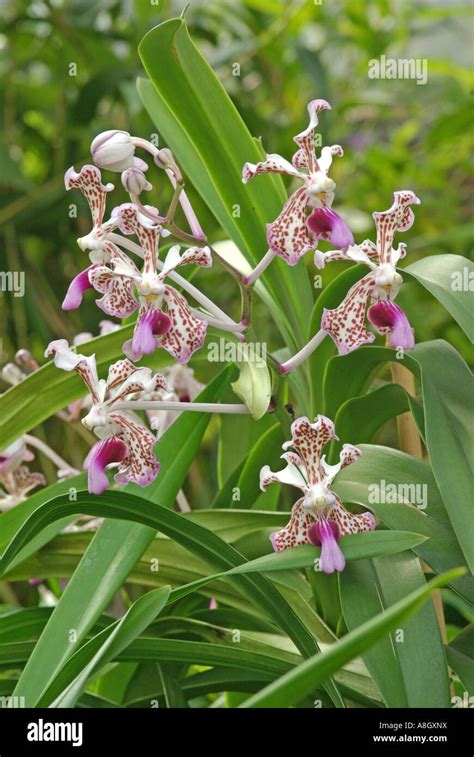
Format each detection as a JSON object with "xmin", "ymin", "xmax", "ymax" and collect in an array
[
  {"xmin": 24, "ymin": 434, "xmax": 79, "ymax": 474},
  {"xmin": 131, "ymin": 137, "xmax": 205, "ymax": 239},
  {"xmin": 190, "ymin": 307, "xmax": 246, "ymax": 334},
  {"xmin": 114, "ymin": 401, "xmax": 251, "ymax": 414},
  {"xmin": 241, "ymin": 249, "xmax": 276, "ymax": 286},
  {"xmin": 278, "ymin": 329, "xmax": 327, "ymax": 374}
]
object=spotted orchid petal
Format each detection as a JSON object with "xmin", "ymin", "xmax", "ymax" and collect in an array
[
  {"xmin": 45, "ymin": 340, "xmax": 101, "ymax": 402},
  {"xmin": 64, "ymin": 165, "xmax": 113, "ymax": 229},
  {"xmin": 292, "ymin": 99, "xmax": 331, "ymax": 173},
  {"xmin": 282, "ymin": 415, "xmax": 338, "ymax": 485},
  {"xmin": 317, "ymin": 144, "xmax": 344, "ymax": 175},
  {"xmin": 267, "ymin": 186, "xmax": 313, "ymax": 264},
  {"xmin": 314, "ymin": 239, "xmax": 379, "ymax": 271},
  {"xmin": 62, "ymin": 265, "xmax": 98, "ymax": 311},
  {"xmin": 12, "ymin": 466, "xmax": 46, "ymax": 496},
  {"xmin": 331, "ymin": 495, "xmax": 375, "ymax": 536},
  {"xmin": 320, "ymin": 443, "xmax": 362, "ymax": 487},
  {"xmin": 367, "ymin": 300, "xmax": 415, "ymax": 350},
  {"xmin": 373, "ymin": 190, "xmax": 420, "ymax": 266},
  {"xmin": 88, "ymin": 261, "xmax": 139, "ymax": 318},
  {"xmin": 112, "ymin": 203, "xmax": 162, "ymax": 274},
  {"xmin": 242, "ymin": 154, "xmax": 303, "ymax": 184},
  {"xmin": 84, "ymin": 438, "xmax": 128, "ymax": 495},
  {"xmin": 270, "ymin": 499, "xmax": 313, "ymax": 552},
  {"xmin": 160, "ymin": 244, "xmax": 212, "ymax": 278},
  {"xmin": 110, "ymin": 413, "xmax": 161, "ymax": 488},
  {"xmin": 321, "ymin": 271, "xmax": 377, "ymax": 355},
  {"xmin": 260, "ymin": 451, "xmax": 307, "ymax": 492},
  {"xmin": 308, "ymin": 519, "xmax": 345, "ymax": 574},
  {"xmin": 307, "ymin": 207, "xmax": 354, "ymax": 250},
  {"xmin": 157, "ymin": 287, "xmax": 207, "ymax": 364},
  {"xmin": 106, "ymin": 362, "xmax": 168, "ymax": 404}
]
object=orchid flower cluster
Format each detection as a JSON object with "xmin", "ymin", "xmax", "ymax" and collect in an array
[{"xmin": 2, "ymin": 99, "xmax": 422, "ymax": 574}]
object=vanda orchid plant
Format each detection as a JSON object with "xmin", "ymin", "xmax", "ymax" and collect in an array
[{"xmin": 0, "ymin": 18, "xmax": 471, "ymax": 715}]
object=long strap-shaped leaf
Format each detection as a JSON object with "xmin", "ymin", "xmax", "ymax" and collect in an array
[
  {"xmin": 239, "ymin": 567, "xmax": 465, "ymax": 707},
  {"xmin": 3, "ymin": 488, "xmax": 345, "ymax": 707}
]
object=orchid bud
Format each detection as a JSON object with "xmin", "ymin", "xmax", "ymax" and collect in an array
[
  {"xmin": 154, "ymin": 148, "xmax": 183, "ymax": 182},
  {"xmin": 91, "ymin": 130, "xmax": 135, "ymax": 172},
  {"xmin": 1, "ymin": 363, "xmax": 25, "ymax": 385},
  {"xmin": 15, "ymin": 349, "xmax": 39, "ymax": 372},
  {"xmin": 121, "ymin": 167, "xmax": 152, "ymax": 196}
]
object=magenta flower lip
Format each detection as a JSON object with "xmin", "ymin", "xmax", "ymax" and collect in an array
[
  {"xmin": 84, "ymin": 438, "xmax": 128, "ymax": 495},
  {"xmin": 131, "ymin": 309, "xmax": 172, "ymax": 357},
  {"xmin": 367, "ymin": 300, "xmax": 415, "ymax": 350},
  {"xmin": 62, "ymin": 266, "xmax": 97, "ymax": 311},
  {"xmin": 307, "ymin": 207, "xmax": 354, "ymax": 249}
]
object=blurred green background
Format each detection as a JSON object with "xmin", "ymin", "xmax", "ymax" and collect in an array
[{"xmin": 0, "ymin": 0, "xmax": 472, "ymax": 492}]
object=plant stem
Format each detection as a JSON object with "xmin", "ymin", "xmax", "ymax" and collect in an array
[
  {"xmin": 113, "ymin": 401, "xmax": 251, "ymax": 414},
  {"xmin": 242, "ymin": 249, "xmax": 276, "ymax": 285},
  {"xmin": 24, "ymin": 434, "xmax": 79, "ymax": 474},
  {"xmin": 278, "ymin": 329, "xmax": 327, "ymax": 374},
  {"xmin": 390, "ymin": 361, "xmax": 423, "ymax": 458}
]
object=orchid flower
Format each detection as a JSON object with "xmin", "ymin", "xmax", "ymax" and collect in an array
[
  {"xmin": 45, "ymin": 340, "xmax": 168, "ymax": 494},
  {"xmin": 241, "ymin": 99, "xmax": 353, "ymax": 283},
  {"xmin": 279, "ymin": 190, "xmax": 420, "ymax": 373},
  {"xmin": 260, "ymin": 415, "xmax": 375, "ymax": 573},
  {"xmin": 86, "ymin": 203, "xmax": 213, "ymax": 363},
  {"xmin": 0, "ymin": 438, "xmax": 45, "ymax": 511}
]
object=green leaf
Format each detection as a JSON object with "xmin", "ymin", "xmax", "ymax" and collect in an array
[
  {"xmin": 308, "ymin": 265, "xmax": 367, "ymax": 414},
  {"xmin": 233, "ymin": 423, "xmax": 284, "ymax": 508},
  {"xmin": 225, "ymin": 530, "xmax": 427, "ymax": 574},
  {"xmin": 446, "ymin": 625, "xmax": 474, "ymax": 695},
  {"xmin": 405, "ymin": 254, "xmax": 474, "ymax": 342},
  {"xmin": 335, "ymin": 444, "xmax": 474, "ymax": 605},
  {"xmin": 2, "ymin": 488, "xmax": 344, "ymax": 706},
  {"xmin": 413, "ymin": 341, "xmax": 474, "ymax": 573},
  {"xmin": 341, "ymin": 553, "xmax": 450, "ymax": 708},
  {"xmin": 240, "ymin": 568, "xmax": 465, "ymax": 707},
  {"xmin": 42, "ymin": 587, "xmax": 171, "ymax": 708}
]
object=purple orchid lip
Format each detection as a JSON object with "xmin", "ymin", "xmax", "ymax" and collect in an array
[
  {"xmin": 84, "ymin": 438, "xmax": 127, "ymax": 495},
  {"xmin": 307, "ymin": 207, "xmax": 354, "ymax": 249},
  {"xmin": 62, "ymin": 266, "xmax": 97, "ymax": 311},
  {"xmin": 131, "ymin": 309, "xmax": 171, "ymax": 357},
  {"xmin": 367, "ymin": 300, "xmax": 415, "ymax": 350},
  {"xmin": 308, "ymin": 520, "xmax": 345, "ymax": 574}
]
